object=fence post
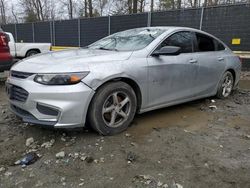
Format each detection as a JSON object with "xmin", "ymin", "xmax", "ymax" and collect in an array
[
  {"xmin": 78, "ymin": 18, "xmax": 81, "ymax": 47},
  {"xmin": 108, "ymin": 15, "xmax": 111, "ymax": 35},
  {"xmin": 32, "ymin": 23, "xmax": 35, "ymax": 42},
  {"xmin": 50, "ymin": 21, "xmax": 53, "ymax": 45},
  {"xmin": 199, "ymin": 7, "xmax": 204, "ymax": 30},
  {"xmin": 147, "ymin": 12, "xmax": 152, "ymax": 27},
  {"xmin": 53, "ymin": 20, "xmax": 55, "ymax": 46},
  {"xmin": 14, "ymin": 24, "xmax": 18, "ymax": 42}
]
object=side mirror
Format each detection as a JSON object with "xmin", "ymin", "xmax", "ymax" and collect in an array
[{"xmin": 152, "ymin": 46, "xmax": 181, "ymax": 56}]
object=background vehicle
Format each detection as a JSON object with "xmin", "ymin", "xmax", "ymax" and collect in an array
[
  {"xmin": 0, "ymin": 28, "xmax": 13, "ymax": 72},
  {"xmin": 5, "ymin": 32, "xmax": 51, "ymax": 58},
  {"xmin": 6, "ymin": 27, "xmax": 241, "ymax": 135}
]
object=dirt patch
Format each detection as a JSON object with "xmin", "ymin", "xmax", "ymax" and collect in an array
[{"xmin": 0, "ymin": 75, "xmax": 250, "ymax": 188}]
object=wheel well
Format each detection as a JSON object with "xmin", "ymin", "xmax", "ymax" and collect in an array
[
  {"xmin": 25, "ymin": 49, "xmax": 41, "ymax": 57},
  {"xmin": 96, "ymin": 78, "xmax": 142, "ymax": 112}
]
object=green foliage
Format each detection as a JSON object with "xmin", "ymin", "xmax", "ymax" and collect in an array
[{"xmin": 24, "ymin": 11, "xmax": 39, "ymax": 23}]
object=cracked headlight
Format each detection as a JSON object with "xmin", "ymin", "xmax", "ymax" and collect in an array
[{"xmin": 34, "ymin": 72, "xmax": 89, "ymax": 85}]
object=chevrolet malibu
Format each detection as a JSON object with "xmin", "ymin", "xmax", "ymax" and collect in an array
[{"xmin": 6, "ymin": 27, "xmax": 241, "ymax": 135}]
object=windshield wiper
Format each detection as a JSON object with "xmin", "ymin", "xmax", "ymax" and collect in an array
[{"xmin": 98, "ymin": 47, "xmax": 118, "ymax": 51}]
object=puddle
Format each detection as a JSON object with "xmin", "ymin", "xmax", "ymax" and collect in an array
[
  {"xmin": 129, "ymin": 101, "xmax": 213, "ymax": 138},
  {"xmin": 239, "ymin": 80, "xmax": 250, "ymax": 90}
]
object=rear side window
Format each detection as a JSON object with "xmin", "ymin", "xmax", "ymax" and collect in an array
[
  {"xmin": 158, "ymin": 31, "xmax": 194, "ymax": 53},
  {"xmin": 195, "ymin": 33, "xmax": 215, "ymax": 52},
  {"xmin": 214, "ymin": 39, "xmax": 225, "ymax": 51}
]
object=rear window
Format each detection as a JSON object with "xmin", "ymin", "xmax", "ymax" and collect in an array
[
  {"xmin": 195, "ymin": 33, "xmax": 215, "ymax": 52},
  {"xmin": 214, "ymin": 39, "xmax": 225, "ymax": 51}
]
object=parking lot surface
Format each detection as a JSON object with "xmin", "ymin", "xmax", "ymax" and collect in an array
[{"xmin": 0, "ymin": 72, "xmax": 250, "ymax": 188}]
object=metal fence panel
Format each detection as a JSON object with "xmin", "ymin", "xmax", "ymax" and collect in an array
[
  {"xmin": 1, "ymin": 24, "xmax": 16, "ymax": 38},
  {"xmin": 151, "ymin": 9, "xmax": 201, "ymax": 29},
  {"xmin": 34, "ymin": 21, "xmax": 51, "ymax": 43},
  {"xmin": 80, "ymin": 17, "xmax": 109, "ymax": 46},
  {"xmin": 54, "ymin": 19, "xmax": 78, "ymax": 46},
  {"xmin": 15, "ymin": 23, "xmax": 33, "ymax": 42},
  {"xmin": 201, "ymin": 4, "xmax": 250, "ymax": 51},
  {"xmin": 110, "ymin": 13, "xmax": 148, "ymax": 34}
]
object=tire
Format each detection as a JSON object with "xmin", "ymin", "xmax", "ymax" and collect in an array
[
  {"xmin": 216, "ymin": 71, "xmax": 234, "ymax": 99},
  {"xmin": 26, "ymin": 50, "xmax": 39, "ymax": 57},
  {"xmin": 88, "ymin": 81, "xmax": 137, "ymax": 135}
]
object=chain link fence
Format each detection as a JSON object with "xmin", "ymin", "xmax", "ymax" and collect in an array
[{"xmin": 1, "ymin": 3, "xmax": 250, "ymax": 51}]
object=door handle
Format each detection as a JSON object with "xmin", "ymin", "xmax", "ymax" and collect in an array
[
  {"xmin": 189, "ymin": 59, "xmax": 197, "ymax": 64},
  {"xmin": 218, "ymin": 57, "xmax": 224, "ymax": 61}
]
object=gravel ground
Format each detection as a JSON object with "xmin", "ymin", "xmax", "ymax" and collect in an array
[{"xmin": 0, "ymin": 73, "xmax": 250, "ymax": 188}]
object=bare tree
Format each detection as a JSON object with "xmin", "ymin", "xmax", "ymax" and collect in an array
[
  {"xmin": 88, "ymin": 0, "xmax": 93, "ymax": 17},
  {"xmin": 95, "ymin": 0, "xmax": 108, "ymax": 16},
  {"xmin": 68, "ymin": 0, "xmax": 73, "ymax": 19},
  {"xmin": 11, "ymin": 4, "xmax": 19, "ymax": 23},
  {"xmin": 0, "ymin": 0, "xmax": 7, "ymax": 24},
  {"xmin": 20, "ymin": 0, "xmax": 55, "ymax": 22},
  {"xmin": 132, "ymin": 0, "xmax": 138, "ymax": 13},
  {"xmin": 128, "ymin": 0, "xmax": 132, "ymax": 14},
  {"xmin": 150, "ymin": 0, "xmax": 154, "ymax": 12}
]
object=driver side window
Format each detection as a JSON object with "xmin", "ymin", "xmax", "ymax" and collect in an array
[{"xmin": 157, "ymin": 31, "xmax": 194, "ymax": 53}]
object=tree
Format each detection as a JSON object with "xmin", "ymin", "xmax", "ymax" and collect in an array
[
  {"xmin": 88, "ymin": 0, "xmax": 93, "ymax": 17},
  {"xmin": 150, "ymin": 0, "xmax": 154, "ymax": 12},
  {"xmin": 0, "ymin": 0, "xmax": 7, "ymax": 24},
  {"xmin": 159, "ymin": 0, "xmax": 175, "ymax": 10},
  {"xmin": 20, "ymin": 0, "xmax": 55, "ymax": 22},
  {"xmin": 128, "ymin": 0, "xmax": 132, "ymax": 14},
  {"xmin": 11, "ymin": 4, "xmax": 19, "ymax": 23},
  {"xmin": 95, "ymin": 0, "xmax": 108, "ymax": 16},
  {"xmin": 132, "ymin": 0, "xmax": 137, "ymax": 13}
]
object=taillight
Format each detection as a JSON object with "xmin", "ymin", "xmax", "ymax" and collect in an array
[
  {"xmin": 0, "ymin": 32, "xmax": 9, "ymax": 52},
  {"xmin": 0, "ymin": 33, "xmax": 7, "ymax": 46}
]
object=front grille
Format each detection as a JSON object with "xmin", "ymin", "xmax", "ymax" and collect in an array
[
  {"xmin": 7, "ymin": 85, "xmax": 29, "ymax": 102},
  {"xmin": 11, "ymin": 71, "xmax": 34, "ymax": 79}
]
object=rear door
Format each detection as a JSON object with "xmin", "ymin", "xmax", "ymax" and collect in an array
[
  {"xmin": 193, "ymin": 32, "xmax": 225, "ymax": 96},
  {"xmin": 147, "ymin": 31, "xmax": 199, "ymax": 108}
]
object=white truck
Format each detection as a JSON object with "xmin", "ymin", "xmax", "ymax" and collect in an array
[{"xmin": 5, "ymin": 32, "xmax": 51, "ymax": 58}]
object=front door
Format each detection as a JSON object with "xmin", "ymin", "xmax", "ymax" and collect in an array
[{"xmin": 147, "ymin": 31, "xmax": 199, "ymax": 108}]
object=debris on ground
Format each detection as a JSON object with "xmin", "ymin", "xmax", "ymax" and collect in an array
[
  {"xmin": 0, "ymin": 167, "xmax": 6, "ymax": 173},
  {"xmin": 26, "ymin": 137, "xmax": 34, "ymax": 147},
  {"xmin": 41, "ymin": 139, "xmax": 55, "ymax": 148},
  {"xmin": 209, "ymin": 105, "xmax": 217, "ymax": 110},
  {"xmin": 55, "ymin": 151, "xmax": 65, "ymax": 159},
  {"xmin": 15, "ymin": 152, "xmax": 39, "ymax": 166},
  {"xmin": 125, "ymin": 133, "xmax": 131, "ymax": 137},
  {"xmin": 127, "ymin": 151, "xmax": 137, "ymax": 163},
  {"xmin": 85, "ymin": 156, "xmax": 94, "ymax": 163}
]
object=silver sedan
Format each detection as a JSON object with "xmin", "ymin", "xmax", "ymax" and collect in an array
[{"xmin": 6, "ymin": 27, "xmax": 241, "ymax": 135}]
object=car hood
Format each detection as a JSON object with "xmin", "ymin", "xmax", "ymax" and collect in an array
[{"xmin": 11, "ymin": 49, "xmax": 132, "ymax": 73}]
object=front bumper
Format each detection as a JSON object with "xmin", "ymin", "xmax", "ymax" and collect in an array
[{"xmin": 6, "ymin": 75, "xmax": 95, "ymax": 128}]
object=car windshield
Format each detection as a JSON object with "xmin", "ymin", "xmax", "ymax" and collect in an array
[{"xmin": 88, "ymin": 28, "xmax": 166, "ymax": 51}]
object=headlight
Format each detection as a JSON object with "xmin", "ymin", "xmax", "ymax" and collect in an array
[{"xmin": 34, "ymin": 72, "xmax": 89, "ymax": 85}]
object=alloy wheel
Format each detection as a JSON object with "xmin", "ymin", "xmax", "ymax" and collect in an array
[
  {"xmin": 102, "ymin": 91, "xmax": 131, "ymax": 128},
  {"xmin": 221, "ymin": 75, "xmax": 233, "ymax": 97}
]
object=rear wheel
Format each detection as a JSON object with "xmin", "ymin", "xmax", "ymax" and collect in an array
[
  {"xmin": 88, "ymin": 81, "xmax": 137, "ymax": 135},
  {"xmin": 26, "ymin": 50, "xmax": 39, "ymax": 57},
  {"xmin": 216, "ymin": 71, "xmax": 234, "ymax": 99}
]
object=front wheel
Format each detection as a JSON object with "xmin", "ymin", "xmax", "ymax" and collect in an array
[
  {"xmin": 88, "ymin": 81, "xmax": 137, "ymax": 135},
  {"xmin": 216, "ymin": 71, "xmax": 234, "ymax": 99}
]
